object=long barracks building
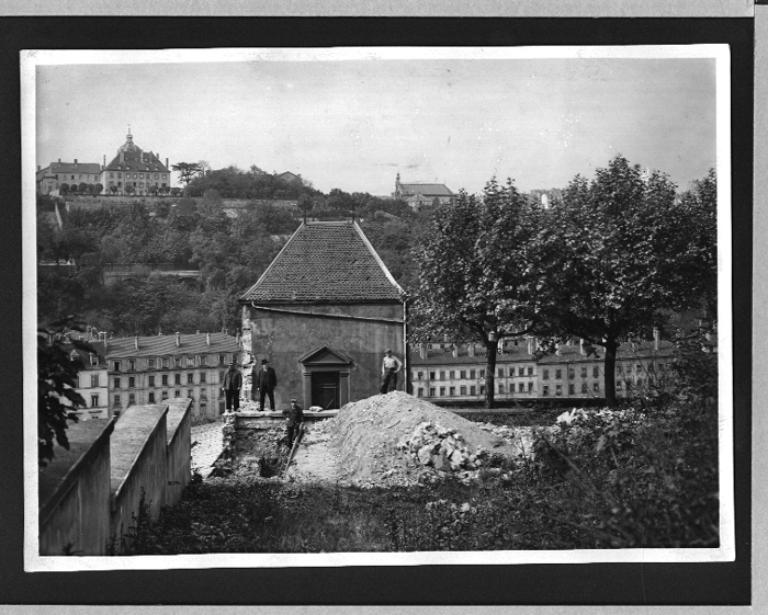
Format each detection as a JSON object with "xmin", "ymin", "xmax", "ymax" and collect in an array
[{"xmin": 409, "ymin": 335, "xmax": 675, "ymax": 403}]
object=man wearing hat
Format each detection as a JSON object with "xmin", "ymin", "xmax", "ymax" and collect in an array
[
  {"xmin": 380, "ymin": 348, "xmax": 402, "ymax": 394},
  {"xmin": 252, "ymin": 358, "xmax": 278, "ymax": 411},
  {"xmin": 222, "ymin": 360, "xmax": 242, "ymax": 413},
  {"xmin": 284, "ymin": 399, "xmax": 304, "ymax": 447}
]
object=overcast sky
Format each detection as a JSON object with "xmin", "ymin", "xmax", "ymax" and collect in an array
[{"xmin": 35, "ymin": 50, "xmax": 718, "ymax": 195}]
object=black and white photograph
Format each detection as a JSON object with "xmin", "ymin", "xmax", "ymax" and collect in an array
[{"xmin": 23, "ymin": 43, "xmax": 736, "ymax": 576}]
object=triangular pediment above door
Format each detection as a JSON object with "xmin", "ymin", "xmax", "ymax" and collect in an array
[{"xmin": 298, "ymin": 346, "xmax": 354, "ymax": 366}]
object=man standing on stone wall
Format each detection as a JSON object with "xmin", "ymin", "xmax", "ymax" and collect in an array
[
  {"xmin": 380, "ymin": 348, "xmax": 402, "ymax": 394},
  {"xmin": 222, "ymin": 360, "xmax": 242, "ymax": 413},
  {"xmin": 253, "ymin": 358, "xmax": 278, "ymax": 411}
]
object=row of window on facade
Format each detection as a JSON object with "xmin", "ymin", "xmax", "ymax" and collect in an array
[
  {"xmin": 416, "ymin": 377, "xmax": 652, "ymax": 399},
  {"xmin": 112, "ymin": 370, "xmax": 231, "ymax": 389},
  {"xmin": 112, "ymin": 388, "xmax": 214, "ymax": 408},
  {"xmin": 107, "ymin": 172, "xmax": 167, "ymax": 180},
  {"xmin": 111, "ymin": 354, "xmax": 235, "ymax": 372},
  {"xmin": 61, "ymin": 174, "xmax": 99, "ymax": 181},
  {"xmin": 413, "ymin": 362, "xmax": 665, "ymax": 382},
  {"xmin": 106, "ymin": 181, "xmax": 168, "ymax": 189}
]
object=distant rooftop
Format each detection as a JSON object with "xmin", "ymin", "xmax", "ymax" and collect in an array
[
  {"xmin": 410, "ymin": 339, "xmax": 674, "ymax": 366},
  {"xmin": 398, "ymin": 183, "xmax": 453, "ymax": 197},
  {"xmin": 106, "ymin": 332, "xmax": 238, "ymax": 358}
]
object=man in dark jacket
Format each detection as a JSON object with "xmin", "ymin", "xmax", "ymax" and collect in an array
[
  {"xmin": 284, "ymin": 399, "xmax": 304, "ymax": 447},
  {"xmin": 253, "ymin": 358, "xmax": 278, "ymax": 411},
  {"xmin": 222, "ymin": 361, "xmax": 242, "ymax": 413}
]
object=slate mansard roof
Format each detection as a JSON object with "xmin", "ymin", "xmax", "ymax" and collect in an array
[
  {"xmin": 240, "ymin": 220, "xmax": 405, "ymax": 305},
  {"xmin": 104, "ymin": 131, "xmax": 169, "ymax": 173}
]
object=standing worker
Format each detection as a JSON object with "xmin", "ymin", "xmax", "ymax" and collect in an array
[
  {"xmin": 222, "ymin": 360, "xmax": 242, "ymax": 413},
  {"xmin": 380, "ymin": 348, "xmax": 403, "ymax": 394},
  {"xmin": 253, "ymin": 358, "xmax": 278, "ymax": 411},
  {"xmin": 284, "ymin": 399, "xmax": 304, "ymax": 447}
]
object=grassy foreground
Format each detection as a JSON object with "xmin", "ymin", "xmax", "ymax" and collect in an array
[{"xmin": 123, "ymin": 394, "xmax": 718, "ymax": 554}]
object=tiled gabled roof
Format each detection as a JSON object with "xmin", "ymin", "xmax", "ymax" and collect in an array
[
  {"xmin": 240, "ymin": 221, "xmax": 404, "ymax": 304},
  {"xmin": 399, "ymin": 183, "xmax": 453, "ymax": 197},
  {"xmin": 106, "ymin": 332, "xmax": 238, "ymax": 359},
  {"xmin": 47, "ymin": 162, "xmax": 102, "ymax": 175}
]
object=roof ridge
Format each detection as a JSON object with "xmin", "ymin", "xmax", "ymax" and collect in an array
[{"xmin": 353, "ymin": 220, "xmax": 404, "ymax": 296}]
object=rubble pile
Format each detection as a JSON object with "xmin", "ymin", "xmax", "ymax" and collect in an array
[
  {"xmin": 397, "ymin": 421, "xmax": 490, "ymax": 473},
  {"xmin": 323, "ymin": 391, "xmax": 524, "ymax": 487},
  {"xmin": 476, "ymin": 423, "xmax": 535, "ymax": 457}
]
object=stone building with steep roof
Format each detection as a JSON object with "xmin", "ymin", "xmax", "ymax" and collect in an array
[
  {"xmin": 239, "ymin": 220, "xmax": 406, "ymax": 410},
  {"xmin": 393, "ymin": 173, "xmax": 455, "ymax": 209},
  {"xmin": 100, "ymin": 130, "xmax": 171, "ymax": 196}
]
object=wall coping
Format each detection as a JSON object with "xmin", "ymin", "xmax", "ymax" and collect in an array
[
  {"xmin": 110, "ymin": 403, "xmax": 169, "ymax": 501},
  {"xmin": 166, "ymin": 398, "xmax": 192, "ymax": 446}
]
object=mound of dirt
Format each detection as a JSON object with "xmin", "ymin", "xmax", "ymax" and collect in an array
[{"xmin": 289, "ymin": 391, "xmax": 531, "ymax": 488}]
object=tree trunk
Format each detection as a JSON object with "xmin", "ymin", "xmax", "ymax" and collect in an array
[
  {"xmin": 604, "ymin": 338, "xmax": 618, "ymax": 408},
  {"xmin": 484, "ymin": 338, "xmax": 498, "ymax": 409}
]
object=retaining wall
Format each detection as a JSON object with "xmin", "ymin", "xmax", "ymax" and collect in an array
[{"xmin": 39, "ymin": 419, "xmax": 115, "ymax": 555}]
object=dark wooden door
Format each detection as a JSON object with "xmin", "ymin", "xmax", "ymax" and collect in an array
[{"xmin": 311, "ymin": 371, "xmax": 340, "ymax": 409}]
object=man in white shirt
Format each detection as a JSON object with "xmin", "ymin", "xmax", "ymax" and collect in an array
[{"xmin": 380, "ymin": 348, "xmax": 402, "ymax": 394}]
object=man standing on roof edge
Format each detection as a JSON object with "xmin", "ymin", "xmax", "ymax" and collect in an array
[
  {"xmin": 222, "ymin": 360, "xmax": 242, "ymax": 413},
  {"xmin": 253, "ymin": 358, "xmax": 278, "ymax": 411},
  {"xmin": 380, "ymin": 348, "xmax": 402, "ymax": 394}
]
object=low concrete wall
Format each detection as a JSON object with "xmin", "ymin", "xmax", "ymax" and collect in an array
[
  {"xmin": 110, "ymin": 404, "xmax": 169, "ymax": 546},
  {"xmin": 165, "ymin": 398, "xmax": 192, "ymax": 507},
  {"xmin": 39, "ymin": 419, "xmax": 115, "ymax": 555}
]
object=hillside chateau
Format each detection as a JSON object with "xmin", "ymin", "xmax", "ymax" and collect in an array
[{"xmin": 36, "ymin": 130, "xmax": 171, "ymax": 196}]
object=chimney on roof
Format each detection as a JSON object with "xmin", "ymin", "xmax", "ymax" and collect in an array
[
  {"xmin": 418, "ymin": 343, "xmax": 426, "ymax": 359},
  {"xmin": 555, "ymin": 342, "xmax": 561, "ymax": 356},
  {"xmin": 74, "ymin": 158, "xmax": 78, "ymax": 165},
  {"xmin": 134, "ymin": 335, "xmax": 139, "ymax": 350},
  {"xmin": 653, "ymin": 327, "xmax": 660, "ymax": 351},
  {"xmin": 58, "ymin": 158, "xmax": 61, "ymax": 163},
  {"xmin": 579, "ymin": 338, "xmax": 586, "ymax": 356},
  {"xmin": 175, "ymin": 332, "xmax": 181, "ymax": 347},
  {"xmin": 120, "ymin": 151, "xmax": 124, "ymax": 163},
  {"xmin": 527, "ymin": 337, "xmax": 534, "ymax": 356},
  {"xmin": 467, "ymin": 342, "xmax": 475, "ymax": 358},
  {"xmin": 103, "ymin": 154, "xmax": 106, "ymax": 167},
  {"xmin": 236, "ymin": 331, "xmax": 241, "ymax": 347},
  {"xmin": 165, "ymin": 157, "xmax": 169, "ymax": 169},
  {"xmin": 452, "ymin": 344, "xmax": 458, "ymax": 359},
  {"xmin": 206, "ymin": 332, "xmax": 211, "ymax": 346}
]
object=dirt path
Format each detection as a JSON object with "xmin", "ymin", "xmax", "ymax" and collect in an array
[
  {"xmin": 190, "ymin": 420, "xmax": 225, "ymax": 479},
  {"xmin": 284, "ymin": 422, "xmax": 340, "ymax": 484}
]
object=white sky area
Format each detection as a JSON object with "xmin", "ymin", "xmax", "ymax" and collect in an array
[{"xmin": 35, "ymin": 55, "xmax": 716, "ymax": 195}]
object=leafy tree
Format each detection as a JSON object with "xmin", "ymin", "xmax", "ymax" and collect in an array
[
  {"xmin": 412, "ymin": 179, "xmax": 547, "ymax": 408},
  {"xmin": 297, "ymin": 194, "xmax": 314, "ymax": 220},
  {"xmin": 172, "ymin": 162, "xmax": 203, "ymax": 186},
  {"xmin": 541, "ymin": 156, "xmax": 716, "ymax": 406},
  {"xmin": 78, "ymin": 182, "xmax": 89, "ymax": 194},
  {"xmin": 676, "ymin": 169, "xmax": 718, "ymax": 321},
  {"xmin": 59, "ymin": 183, "xmax": 69, "ymax": 195},
  {"xmin": 38, "ymin": 318, "xmax": 92, "ymax": 465}
]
